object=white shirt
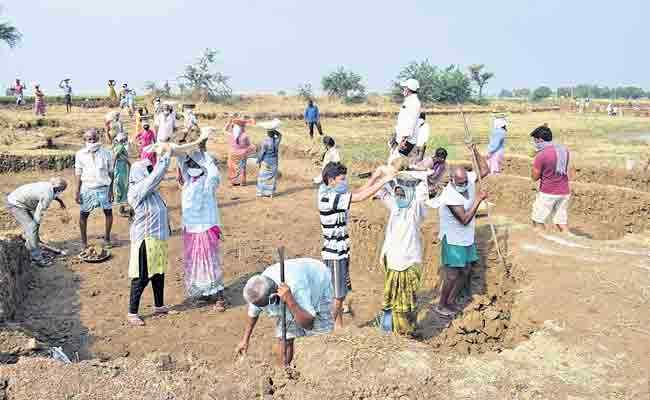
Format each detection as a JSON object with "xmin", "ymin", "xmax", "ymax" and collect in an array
[
  {"xmin": 427, "ymin": 171, "xmax": 478, "ymax": 246},
  {"xmin": 184, "ymin": 111, "xmax": 198, "ymax": 130},
  {"xmin": 416, "ymin": 120, "xmax": 430, "ymax": 147},
  {"xmin": 74, "ymin": 147, "xmax": 114, "ymax": 189},
  {"xmin": 155, "ymin": 112, "xmax": 176, "ymax": 142},
  {"xmin": 395, "ymin": 94, "xmax": 421, "ymax": 144},
  {"xmin": 322, "ymin": 147, "xmax": 341, "ymax": 166},
  {"xmin": 377, "ymin": 186, "xmax": 427, "ymax": 271},
  {"xmin": 178, "ymin": 153, "xmax": 222, "ymax": 233},
  {"xmin": 7, "ymin": 182, "xmax": 55, "ymax": 224}
]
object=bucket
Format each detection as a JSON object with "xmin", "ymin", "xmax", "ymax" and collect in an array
[{"xmin": 381, "ymin": 309, "xmax": 392, "ymax": 332}]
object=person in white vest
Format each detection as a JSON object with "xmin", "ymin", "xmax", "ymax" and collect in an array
[{"xmin": 388, "ymin": 78, "xmax": 421, "ymax": 164}]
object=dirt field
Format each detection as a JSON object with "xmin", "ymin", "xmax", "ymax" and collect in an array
[{"xmin": 0, "ymin": 104, "xmax": 649, "ymax": 399}]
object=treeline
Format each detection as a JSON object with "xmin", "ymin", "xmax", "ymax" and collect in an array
[{"xmin": 499, "ymin": 84, "xmax": 649, "ymax": 100}]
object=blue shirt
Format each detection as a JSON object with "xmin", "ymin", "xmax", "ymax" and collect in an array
[
  {"xmin": 258, "ymin": 135, "xmax": 282, "ymax": 165},
  {"xmin": 247, "ymin": 258, "xmax": 333, "ymax": 320},
  {"xmin": 304, "ymin": 105, "xmax": 320, "ymax": 123},
  {"xmin": 487, "ymin": 127, "xmax": 506, "ymax": 154}
]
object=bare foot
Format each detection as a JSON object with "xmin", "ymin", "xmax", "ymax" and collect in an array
[{"xmin": 127, "ymin": 314, "xmax": 145, "ymax": 326}]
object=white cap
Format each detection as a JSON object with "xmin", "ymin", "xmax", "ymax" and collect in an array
[{"xmin": 400, "ymin": 78, "xmax": 420, "ymax": 92}]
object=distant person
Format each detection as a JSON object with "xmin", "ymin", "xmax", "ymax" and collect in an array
[
  {"xmin": 304, "ymin": 100, "xmax": 323, "ymax": 139},
  {"xmin": 107, "ymin": 80, "xmax": 117, "ymax": 103},
  {"xmin": 410, "ymin": 147, "xmax": 448, "ymax": 198},
  {"xmin": 5, "ymin": 178, "xmax": 68, "ymax": 267},
  {"xmin": 236, "ymin": 258, "xmax": 335, "ymax": 365},
  {"xmin": 13, "ymin": 79, "xmax": 25, "ymax": 106},
  {"xmin": 75, "ymin": 128, "xmax": 114, "ymax": 250},
  {"xmin": 414, "ymin": 112, "xmax": 430, "ymax": 162},
  {"xmin": 313, "ymin": 136, "xmax": 341, "ymax": 184},
  {"xmin": 256, "ymin": 119, "xmax": 283, "ymax": 198},
  {"xmin": 319, "ymin": 162, "xmax": 396, "ymax": 330},
  {"xmin": 105, "ymin": 111, "xmax": 124, "ymax": 143},
  {"xmin": 153, "ymin": 97, "xmax": 162, "ymax": 115},
  {"xmin": 133, "ymin": 107, "xmax": 146, "ymax": 145},
  {"xmin": 225, "ymin": 117, "xmax": 256, "ymax": 186},
  {"xmin": 33, "ymin": 84, "xmax": 46, "ymax": 116},
  {"xmin": 530, "ymin": 125, "xmax": 572, "ymax": 233},
  {"xmin": 486, "ymin": 117, "xmax": 507, "ymax": 174},
  {"xmin": 112, "ymin": 132, "xmax": 131, "ymax": 216},
  {"xmin": 179, "ymin": 107, "xmax": 199, "ymax": 143},
  {"xmin": 389, "ymin": 79, "xmax": 421, "ymax": 163},
  {"xmin": 432, "ymin": 144, "xmax": 489, "ymax": 317},
  {"xmin": 126, "ymin": 150, "xmax": 173, "ymax": 326},
  {"xmin": 155, "ymin": 104, "xmax": 176, "ymax": 143},
  {"xmin": 59, "ymin": 78, "xmax": 73, "ymax": 113},
  {"xmin": 136, "ymin": 122, "xmax": 157, "ymax": 166},
  {"xmin": 607, "ymin": 103, "xmax": 614, "ymax": 116}
]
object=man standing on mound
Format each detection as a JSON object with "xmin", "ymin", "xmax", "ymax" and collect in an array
[{"xmin": 389, "ymin": 78, "xmax": 421, "ymax": 163}]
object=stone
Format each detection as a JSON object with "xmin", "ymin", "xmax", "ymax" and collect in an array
[
  {"xmin": 460, "ymin": 311, "xmax": 484, "ymax": 333},
  {"xmin": 483, "ymin": 319, "xmax": 504, "ymax": 338},
  {"xmin": 0, "ymin": 354, "xmax": 18, "ymax": 364},
  {"xmin": 157, "ymin": 353, "xmax": 174, "ymax": 371}
]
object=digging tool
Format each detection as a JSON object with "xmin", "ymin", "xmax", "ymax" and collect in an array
[
  {"xmin": 20, "ymin": 236, "xmax": 68, "ymax": 256},
  {"xmin": 458, "ymin": 106, "xmax": 507, "ymax": 267},
  {"xmin": 278, "ymin": 246, "xmax": 288, "ymax": 366}
]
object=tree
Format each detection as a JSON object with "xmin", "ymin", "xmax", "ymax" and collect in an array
[
  {"xmin": 178, "ymin": 48, "xmax": 231, "ymax": 102},
  {"xmin": 321, "ymin": 67, "xmax": 367, "ymax": 102},
  {"xmin": 297, "ymin": 83, "xmax": 313, "ymax": 101},
  {"xmin": 161, "ymin": 81, "xmax": 171, "ymax": 97},
  {"xmin": 0, "ymin": 8, "xmax": 21, "ymax": 48},
  {"xmin": 468, "ymin": 64, "xmax": 494, "ymax": 100},
  {"xmin": 499, "ymin": 89, "xmax": 513, "ymax": 98},
  {"xmin": 532, "ymin": 86, "xmax": 553, "ymax": 101},
  {"xmin": 512, "ymin": 88, "xmax": 531, "ymax": 98},
  {"xmin": 392, "ymin": 60, "xmax": 472, "ymax": 103},
  {"xmin": 144, "ymin": 81, "xmax": 159, "ymax": 96}
]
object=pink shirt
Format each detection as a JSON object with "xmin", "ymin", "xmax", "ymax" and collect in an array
[
  {"xmin": 229, "ymin": 131, "xmax": 252, "ymax": 155},
  {"xmin": 136, "ymin": 129, "xmax": 157, "ymax": 166},
  {"xmin": 533, "ymin": 146, "xmax": 570, "ymax": 195},
  {"xmin": 14, "ymin": 83, "xmax": 24, "ymax": 95}
]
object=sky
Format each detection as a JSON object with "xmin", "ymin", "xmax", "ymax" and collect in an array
[{"xmin": 0, "ymin": 0, "xmax": 647, "ymax": 96}]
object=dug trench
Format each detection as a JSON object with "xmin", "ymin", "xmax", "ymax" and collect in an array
[{"xmin": 0, "ymin": 147, "xmax": 648, "ymax": 398}]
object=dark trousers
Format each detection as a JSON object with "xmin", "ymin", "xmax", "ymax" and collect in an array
[
  {"xmin": 128, "ymin": 241, "xmax": 165, "ymax": 314},
  {"xmin": 308, "ymin": 122, "xmax": 323, "ymax": 138}
]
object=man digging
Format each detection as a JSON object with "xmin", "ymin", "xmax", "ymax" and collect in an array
[{"xmin": 75, "ymin": 128, "xmax": 114, "ymax": 250}]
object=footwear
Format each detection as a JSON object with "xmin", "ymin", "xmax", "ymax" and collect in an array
[
  {"xmin": 434, "ymin": 305, "xmax": 455, "ymax": 317},
  {"xmin": 127, "ymin": 314, "xmax": 145, "ymax": 326},
  {"xmin": 153, "ymin": 306, "xmax": 169, "ymax": 315},
  {"xmin": 213, "ymin": 300, "xmax": 227, "ymax": 313}
]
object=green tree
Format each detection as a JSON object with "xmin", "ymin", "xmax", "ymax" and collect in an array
[
  {"xmin": 532, "ymin": 86, "xmax": 553, "ymax": 101},
  {"xmin": 468, "ymin": 64, "xmax": 494, "ymax": 99},
  {"xmin": 392, "ymin": 60, "xmax": 472, "ymax": 103},
  {"xmin": 178, "ymin": 48, "xmax": 231, "ymax": 102},
  {"xmin": 321, "ymin": 67, "xmax": 366, "ymax": 99},
  {"xmin": 0, "ymin": 8, "xmax": 21, "ymax": 48},
  {"xmin": 297, "ymin": 83, "xmax": 313, "ymax": 101},
  {"xmin": 143, "ymin": 81, "xmax": 159, "ymax": 96},
  {"xmin": 498, "ymin": 89, "xmax": 513, "ymax": 98},
  {"xmin": 437, "ymin": 65, "xmax": 473, "ymax": 103}
]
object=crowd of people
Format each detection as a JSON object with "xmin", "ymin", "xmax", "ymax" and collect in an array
[{"xmin": 4, "ymin": 77, "xmax": 575, "ymax": 365}]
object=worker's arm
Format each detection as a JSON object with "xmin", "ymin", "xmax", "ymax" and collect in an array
[
  {"xmin": 448, "ymin": 191, "xmax": 487, "ymax": 225},
  {"xmin": 54, "ymin": 198, "xmax": 66, "ymax": 209},
  {"xmin": 278, "ymin": 283, "xmax": 314, "ymax": 330},
  {"xmin": 469, "ymin": 144, "xmax": 490, "ymax": 179},
  {"xmin": 236, "ymin": 315, "xmax": 259, "ymax": 356},
  {"xmin": 531, "ymin": 166, "xmax": 541, "ymax": 181},
  {"xmin": 351, "ymin": 175, "xmax": 394, "ymax": 203},
  {"xmin": 33, "ymin": 196, "xmax": 54, "ymax": 225}
]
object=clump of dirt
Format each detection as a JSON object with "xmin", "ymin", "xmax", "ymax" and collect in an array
[{"xmin": 12, "ymin": 118, "xmax": 60, "ymax": 130}]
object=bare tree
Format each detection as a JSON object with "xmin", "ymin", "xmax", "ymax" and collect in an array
[
  {"xmin": 178, "ymin": 48, "xmax": 231, "ymax": 102},
  {"xmin": 468, "ymin": 64, "xmax": 495, "ymax": 100}
]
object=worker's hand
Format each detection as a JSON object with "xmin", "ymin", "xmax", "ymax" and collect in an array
[
  {"xmin": 75, "ymin": 192, "xmax": 81, "ymax": 205},
  {"xmin": 235, "ymin": 340, "xmax": 249, "ymax": 357},
  {"xmin": 478, "ymin": 190, "xmax": 488, "ymax": 201},
  {"xmin": 277, "ymin": 283, "xmax": 294, "ymax": 304}
]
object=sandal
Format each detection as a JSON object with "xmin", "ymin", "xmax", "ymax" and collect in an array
[
  {"xmin": 153, "ymin": 306, "xmax": 169, "ymax": 315},
  {"xmin": 127, "ymin": 313, "xmax": 145, "ymax": 326},
  {"xmin": 434, "ymin": 305, "xmax": 455, "ymax": 317}
]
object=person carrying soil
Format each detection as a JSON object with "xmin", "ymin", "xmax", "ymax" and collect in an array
[
  {"xmin": 136, "ymin": 122, "xmax": 157, "ymax": 167},
  {"xmin": 304, "ymin": 99, "xmax": 323, "ymax": 139},
  {"xmin": 431, "ymin": 144, "xmax": 489, "ymax": 317},
  {"xmin": 126, "ymin": 150, "xmax": 173, "ymax": 326},
  {"xmin": 5, "ymin": 178, "xmax": 68, "ymax": 268},
  {"xmin": 105, "ymin": 111, "xmax": 124, "ymax": 143},
  {"xmin": 313, "ymin": 136, "xmax": 341, "ymax": 184},
  {"xmin": 375, "ymin": 172, "xmax": 429, "ymax": 336},
  {"xmin": 74, "ymin": 128, "xmax": 114, "ymax": 250},
  {"xmin": 256, "ymin": 119, "xmax": 282, "ymax": 198},
  {"xmin": 107, "ymin": 80, "xmax": 117, "ymax": 104},
  {"xmin": 388, "ymin": 79, "xmax": 421, "ymax": 163},
  {"xmin": 318, "ymin": 162, "xmax": 397, "ymax": 330},
  {"xmin": 112, "ymin": 132, "xmax": 131, "ymax": 217},
  {"xmin": 236, "ymin": 258, "xmax": 335, "ymax": 365},
  {"xmin": 530, "ymin": 125, "xmax": 572, "ymax": 233},
  {"xmin": 177, "ymin": 146, "xmax": 227, "ymax": 312},
  {"xmin": 224, "ymin": 116, "xmax": 256, "ymax": 186},
  {"xmin": 486, "ymin": 117, "xmax": 507, "ymax": 174},
  {"xmin": 33, "ymin": 83, "xmax": 46, "ymax": 116},
  {"xmin": 59, "ymin": 78, "xmax": 73, "ymax": 113}
]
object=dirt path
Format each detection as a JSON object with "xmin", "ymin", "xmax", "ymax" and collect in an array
[{"xmin": 0, "ymin": 145, "xmax": 649, "ymax": 399}]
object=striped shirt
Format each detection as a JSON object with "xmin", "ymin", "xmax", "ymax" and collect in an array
[
  {"xmin": 318, "ymin": 185, "xmax": 352, "ymax": 260},
  {"xmin": 127, "ymin": 155, "xmax": 171, "ymax": 243}
]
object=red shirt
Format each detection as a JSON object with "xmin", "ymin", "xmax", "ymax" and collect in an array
[{"xmin": 533, "ymin": 146, "xmax": 570, "ymax": 195}]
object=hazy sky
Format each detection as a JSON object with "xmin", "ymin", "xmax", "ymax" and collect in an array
[{"xmin": 1, "ymin": 0, "xmax": 647, "ymax": 96}]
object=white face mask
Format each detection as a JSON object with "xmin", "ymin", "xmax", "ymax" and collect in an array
[
  {"xmin": 86, "ymin": 142, "xmax": 101, "ymax": 152},
  {"xmin": 187, "ymin": 168, "xmax": 203, "ymax": 177}
]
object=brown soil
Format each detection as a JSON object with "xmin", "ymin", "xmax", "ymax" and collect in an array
[{"xmin": 0, "ymin": 142, "xmax": 649, "ymax": 399}]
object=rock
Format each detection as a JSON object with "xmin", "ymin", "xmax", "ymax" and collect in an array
[
  {"xmin": 157, "ymin": 353, "xmax": 174, "ymax": 371},
  {"xmin": 460, "ymin": 311, "xmax": 484, "ymax": 333},
  {"xmin": 483, "ymin": 319, "xmax": 504, "ymax": 338},
  {"xmin": 25, "ymin": 338, "xmax": 43, "ymax": 351},
  {"xmin": 482, "ymin": 308, "xmax": 500, "ymax": 320},
  {"xmin": 0, "ymin": 354, "xmax": 18, "ymax": 364},
  {"xmin": 455, "ymin": 341, "xmax": 471, "ymax": 355}
]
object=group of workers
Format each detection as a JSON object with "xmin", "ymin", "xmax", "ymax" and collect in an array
[
  {"xmin": 4, "ymin": 77, "xmax": 573, "ymax": 366},
  {"xmin": 11, "ymin": 78, "xmax": 73, "ymax": 115}
]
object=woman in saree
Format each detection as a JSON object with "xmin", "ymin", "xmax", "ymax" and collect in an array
[
  {"xmin": 113, "ymin": 132, "xmax": 131, "ymax": 216},
  {"xmin": 178, "ymin": 147, "xmax": 227, "ymax": 311},
  {"xmin": 225, "ymin": 117, "xmax": 256, "ymax": 186},
  {"xmin": 33, "ymin": 84, "xmax": 46, "ymax": 116},
  {"xmin": 256, "ymin": 119, "xmax": 282, "ymax": 197}
]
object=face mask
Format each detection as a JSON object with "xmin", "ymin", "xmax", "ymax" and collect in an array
[
  {"xmin": 334, "ymin": 180, "xmax": 348, "ymax": 194},
  {"xmin": 187, "ymin": 168, "xmax": 203, "ymax": 177},
  {"xmin": 86, "ymin": 142, "xmax": 101, "ymax": 152},
  {"xmin": 453, "ymin": 182, "xmax": 468, "ymax": 193},
  {"xmin": 533, "ymin": 141, "xmax": 545, "ymax": 152}
]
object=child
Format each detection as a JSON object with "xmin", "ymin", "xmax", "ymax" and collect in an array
[{"xmin": 318, "ymin": 162, "xmax": 396, "ymax": 330}]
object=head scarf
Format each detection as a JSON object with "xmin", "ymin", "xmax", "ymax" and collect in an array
[
  {"xmin": 493, "ymin": 118, "xmax": 507, "ymax": 130},
  {"xmin": 392, "ymin": 175, "xmax": 419, "ymax": 209}
]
